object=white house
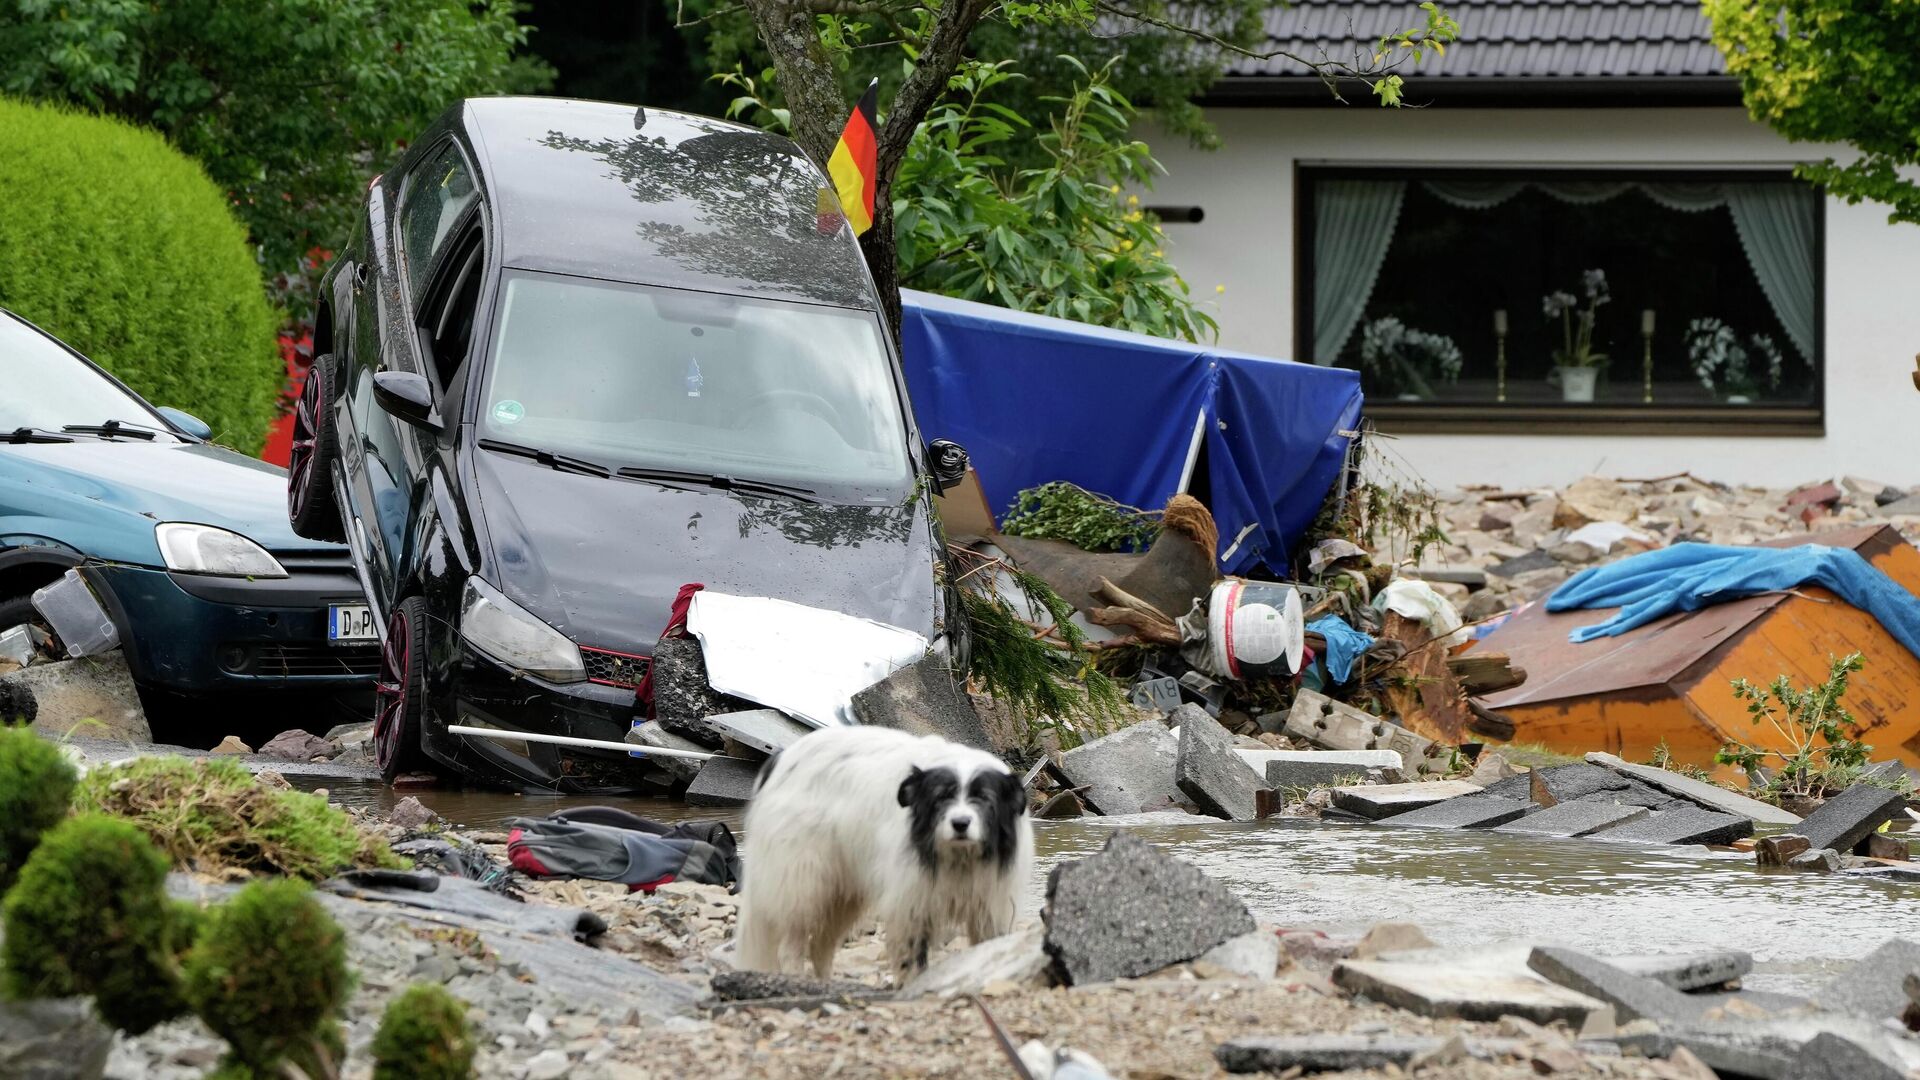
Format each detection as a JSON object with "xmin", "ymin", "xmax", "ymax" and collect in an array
[{"xmin": 1143, "ymin": 0, "xmax": 1920, "ymax": 489}]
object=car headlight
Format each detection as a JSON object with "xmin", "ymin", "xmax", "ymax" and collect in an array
[
  {"xmin": 459, "ymin": 577, "xmax": 585, "ymax": 683},
  {"xmin": 155, "ymin": 523, "xmax": 288, "ymax": 578}
]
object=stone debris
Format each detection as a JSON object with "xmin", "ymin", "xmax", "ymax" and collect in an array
[
  {"xmin": 1351, "ymin": 922, "xmax": 1436, "ymax": 960},
  {"xmin": 1264, "ymin": 756, "xmax": 1388, "ymax": 794},
  {"xmin": 1042, "ymin": 831, "xmax": 1255, "ymax": 985},
  {"xmin": 683, "ymin": 755, "xmax": 762, "ymax": 807},
  {"xmin": 1056, "ymin": 719, "xmax": 1184, "ymax": 816},
  {"xmin": 1813, "ymin": 938, "xmax": 1920, "ymax": 1021},
  {"xmin": 1214, "ymin": 1034, "xmax": 1454, "ymax": 1073},
  {"xmin": 209, "ymin": 735, "xmax": 252, "ymax": 755},
  {"xmin": 1583, "ymin": 753, "xmax": 1802, "ymax": 825},
  {"xmin": 1493, "ymin": 799, "xmax": 1649, "ymax": 839},
  {"xmin": 1612, "ymin": 950, "xmax": 1753, "ymax": 992},
  {"xmin": 386, "ymin": 795, "xmax": 442, "ymax": 831},
  {"xmin": 2, "ymin": 652, "xmax": 149, "ymax": 744},
  {"xmin": 849, "ymin": 652, "xmax": 994, "ymax": 749},
  {"xmin": 1193, "ymin": 930, "xmax": 1282, "ymax": 981},
  {"xmin": 900, "ymin": 925, "xmax": 1051, "ymax": 998},
  {"xmin": 624, "ymin": 720, "xmax": 708, "ymax": 784},
  {"xmin": 1380, "ymin": 794, "xmax": 1533, "ymax": 830},
  {"xmin": 1756, "ymin": 833, "xmax": 1812, "ymax": 866},
  {"xmin": 1329, "ymin": 780, "xmax": 1484, "ymax": 820},
  {"xmin": 0, "ymin": 996, "xmax": 112, "ymax": 1080},
  {"xmin": 256, "ymin": 728, "xmax": 339, "ymax": 762},
  {"xmin": 1283, "ymin": 690, "xmax": 1449, "ymax": 776},
  {"xmin": 1789, "ymin": 848, "xmax": 1843, "ymax": 873},
  {"xmin": 701, "ymin": 708, "xmax": 812, "ymax": 757},
  {"xmin": 1527, "ymin": 947, "xmax": 1706, "ymax": 1026},
  {"xmin": 1589, "ymin": 805, "xmax": 1753, "ymax": 847},
  {"xmin": 1332, "ymin": 958, "xmax": 1608, "ymax": 1024},
  {"xmin": 1789, "ymin": 783, "xmax": 1909, "ymax": 855},
  {"xmin": 1172, "ymin": 703, "xmax": 1265, "ymax": 821},
  {"xmin": 650, "ymin": 636, "xmax": 746, "ymax": 746},
  {"xmin": 1527, "ymin": 763, "xmax": 1635, "ymax": 807}
]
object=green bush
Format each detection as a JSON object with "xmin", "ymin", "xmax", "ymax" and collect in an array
[
  {"xmin": 0, "ymin": 725, "xmax": 77, "ymax": 892},
  {"xmin": 0, "ymin": 98, "xmax": 280, "ymax": 453},
  {"xmin": 183, "ymin": 878, "xmax": 350, "ymax": 1073},
  {"xmin": 0, "ymin": 814, "xmax": 188, "ymax": 1033},
  {"xmin": 373, "ymin": 983, "xmax": 477, "ymax": 1080}
]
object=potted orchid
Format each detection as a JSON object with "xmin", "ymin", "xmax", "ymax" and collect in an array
[
  {"xmin": 1359, "ymin": 316, "xmax": 1463, "ymax": 400},
  {"xmin": 1542, "ymin": 268, "xmax": 1610, "ymax": 402},
  {"xmin": 1685, "ymin": 318, "xmax": 1783, "ymax": 403}
]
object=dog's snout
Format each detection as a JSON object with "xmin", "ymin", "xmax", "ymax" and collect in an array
[{"xmin": 949, "ymin": 814, "xmax": 972, "ymax": 836}]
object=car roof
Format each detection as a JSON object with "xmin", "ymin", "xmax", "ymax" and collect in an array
[{"xmin": 459, "ymin": 97, "xmax": 877, "ymax": 311}]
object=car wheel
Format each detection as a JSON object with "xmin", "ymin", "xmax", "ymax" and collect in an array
[
  {"xmin": 373, "ymin": 595, "xmax": 432, "ymax": 782},
  {"xmin": 0, "ymin": 594, "xmax": 36, "ymax": 633},
  {"xmin": 288, "ymin": 353, "xmax": 347, "ymax": 542}
]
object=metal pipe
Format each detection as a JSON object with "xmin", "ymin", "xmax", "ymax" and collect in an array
[{"xmin": 446, "ymin": 724, "xmax": 721, "ymax": 761}]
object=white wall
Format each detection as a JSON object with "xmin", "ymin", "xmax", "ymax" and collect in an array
[{"xmin": 1143, "ymin": 107, "xmax": 1920, "ymax": 489}]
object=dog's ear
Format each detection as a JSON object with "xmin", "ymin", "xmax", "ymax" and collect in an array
[
  {"xmin": 991, "ymin": 769, "xmax": 1029, "ymax": 817},
  {"xmin": 896, "ymin": 766, "xmax": 925, "ymax": 808}
]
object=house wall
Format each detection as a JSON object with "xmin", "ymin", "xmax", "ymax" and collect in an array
[{"xmin": 1143, "ymin": 106, "xmax": 1920, "ymax": 489}]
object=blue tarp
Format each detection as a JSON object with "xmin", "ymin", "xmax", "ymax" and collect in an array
[
  {"xmin": 1547, "ymin": 543, "xmax": 1920, "ymax": 661},
  {"xmin": 898, "ymin": 290, "xmax": 1364, "ymax": 574}
]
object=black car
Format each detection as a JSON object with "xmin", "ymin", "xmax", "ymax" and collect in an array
[{"xmin": 291, "ymin": 97, "xmax": 963, "ymax": 790}]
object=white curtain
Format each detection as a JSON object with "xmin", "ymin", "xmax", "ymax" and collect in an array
[
  {"xmin": 1312, "ymin": 180, "xmax": 1406, "ymax": 365},
  {"xmin": 1726, "ymin": 184, "xmax": 1819, "ymax": 362}
]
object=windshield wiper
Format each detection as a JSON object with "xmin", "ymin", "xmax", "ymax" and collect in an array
[
  {"xmin": 477, "ymin": 438, "xmax": 612, "ymax": 478},
  {"xmin": 7, "ymin": 427, "xmax": 76, "ymax": 444},
  {"xmin": 62, "ymin": 420, "xmax": 160, "ymax": 440},
  {"xmin": 615, "ymin": 465, "xmax": 819, "ymax": 503}
]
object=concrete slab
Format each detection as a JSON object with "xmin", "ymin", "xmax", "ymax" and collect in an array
[
  {"xmin": 1493, "ymin": 800, "xmax": 1648, "ymax": 838},
  {"xmin": 1791, "ymin": 1030, "xmax": 1911, "ymax": 1080},
  {"xmin": 849, "ymin": 653, "xmax": 994, "ymax": 749},
  {"xmin": 1528, "ymin": 763, "xmax": 1632, "ymax": 806},
  {"xmin": 1264, "ymin": 758, "xmax": 1381, "ymax": 794},
  {"xmin": 683, "ymin": 756, "xmax": 762, "ymax": 807},
  {"xmin": 1379, "ymin": 795, "xmax": 1533, "ymax": 830},
  {"xmin": 1813, "ymin": 938, "xmax": 1920, "ymax": 1021},
  {"xmin": 1333, "ymin": 958, "xmax": 1608, "ymax": 1024},
  {"xmin": 1330, "ymin": 780, "xmax": 1484, "ymax": 821},
  {"xmin": 1043, "ymin": 831, "xmax": 1254, "ymax": 985},
  {"xmin": 1173, "ymin": 704, "xmax": 1265, "ymax": 821},
  {"xmin": 702, "ymin": 709, "xmax": 811, "ymax": 757},
  {"xmin": 1239, "ymin": 747, "xmax": 1401, "ymax": 773},
  {"xmin": 1057, "ymin": 719, "xmax": 1183, "ymax": 816},
  {"xmin": 1584, "ymin": 752, "xmax": 1801, "ymax": 825},
  {"xmin": 1611, "ymin": 950, "xmax": 1753, "ymax": 992},
  {"xmin": 1588, "ymin": 805, "xmax": 1753, "ymax": 846},
  {"xmin": 1284, "ymin": 690, "xmax": 1447, "ymax": 774},
  {"xmin": 624, "ymin": 721, "xmax": 706, "ymax": 785},
  {"xmin": 1792, "ymin": 784, "xmax": 1909, "ymax": 855},
  {"xmin": 1527, "ymin": 947, "xmax": 1706, "ymax": 1025}
]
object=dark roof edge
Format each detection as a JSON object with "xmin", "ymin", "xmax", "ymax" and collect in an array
[{"xmin": 1202, "ymin": 75, "xmax": 1742, "ymax": 108}]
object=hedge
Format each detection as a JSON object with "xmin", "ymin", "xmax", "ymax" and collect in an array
[{"xmin": 0, "ymin": 98, "xmax": 279, "ymax": 454}]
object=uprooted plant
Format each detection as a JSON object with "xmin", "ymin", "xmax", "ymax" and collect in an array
[
  {"xmin": 999, "ymin": 482, "xmax": 1162, "ymax": 553},
  {"xmin": 1714, "ymin": 652, "xmax": 1901, "ymax": 802}
]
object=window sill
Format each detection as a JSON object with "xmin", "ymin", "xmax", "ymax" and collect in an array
[{"xmin": 1364, "ymin": 402, "xmax": 1825, "ymax": 437}]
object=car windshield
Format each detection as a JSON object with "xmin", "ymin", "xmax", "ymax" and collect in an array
[
  {"xmin": 0, "ymin": 313, "xmax": 170, "ymax": 435},
  {"xmin": 478, "ymin": 272, "xmax": 914, "ymax": 498}
]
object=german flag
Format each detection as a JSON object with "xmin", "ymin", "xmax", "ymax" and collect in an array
[{"xmin": 826, "ymin": 79, "xmax": 879, "ymax": 236}]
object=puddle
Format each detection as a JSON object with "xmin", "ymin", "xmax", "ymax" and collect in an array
[{"xmin": 309, "ymin": 778, "xmax": 1919, "ymax": 996}]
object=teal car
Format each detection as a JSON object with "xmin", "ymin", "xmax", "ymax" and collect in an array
[{"xmin": 0, "ymin": 309, "xmax": 375, "ymax": 723}]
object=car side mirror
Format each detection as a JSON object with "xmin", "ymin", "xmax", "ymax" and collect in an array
[
  {"xmin": 373, "ymin": 370, "xmax": 441, "ymax": 432},
  {"xmin": 155, "ymin": 407, "xmax": 212, "ymax": 441},
  {"xmin": 927, "ymin": 439, "xmax": 969, "ymax": 494}
]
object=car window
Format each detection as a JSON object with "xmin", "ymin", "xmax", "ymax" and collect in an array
[
  {"xmin": 478, "ymin": 272, "xmax": 913, "ymax": 499},
  {"xmin": 0, "ymin": 314, "xmax": 171, "ymax": 434},
  {"xmin": 398, "ymin": 140, "xmax": 478, "ymax": 305},
  {"xmin": 419, "ymin": 227, "xmax": 484, "ymax": 394}
]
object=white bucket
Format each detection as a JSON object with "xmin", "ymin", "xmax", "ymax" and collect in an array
[
  {"xmin": 1206, "ymin": 580, "xmax": 1305, "ymax": 679},
  {"xmin": 1559, "ymin": 366, "xmax": 1598, "ymax": 402}
]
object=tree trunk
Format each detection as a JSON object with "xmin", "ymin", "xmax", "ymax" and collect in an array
[{"xmin": 861, "ymin": 180, "xmax": 902, "ymax": 341}]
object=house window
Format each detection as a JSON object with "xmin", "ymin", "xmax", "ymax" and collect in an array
[{"xmin": 1299, "ymin": 169, "xmax": 1822, "ymax": 432}]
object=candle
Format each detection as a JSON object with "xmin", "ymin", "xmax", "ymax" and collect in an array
[
  {"xmin": 1641, "ymin": 308, "xmax": 1656, "ymax": 336},
  {"xmin": 1493, "ymin": 308, "xmax": 1508, "ymax": 335}
]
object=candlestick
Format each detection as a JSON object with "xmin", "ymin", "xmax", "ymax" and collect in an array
[
  {"xmin": 1641, "ymin": 308, "xmax": 1656, "ymax": 336},
  {"xmin": 1641, "ymin": 309, "xmax": 1655, "ymax": 403},
  {"xmin": 1494, "ymin": 308, "xmax": 1508, "ymax": 403}
]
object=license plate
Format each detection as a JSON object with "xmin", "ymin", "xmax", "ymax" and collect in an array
[{"xmin": 327, "ymin": 604, "xmax": 376, "ymax": 644}]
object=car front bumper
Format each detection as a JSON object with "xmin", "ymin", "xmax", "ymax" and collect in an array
[{"xmin": 85, "ymin": 559, "xmax": 378, "ymax": 694}]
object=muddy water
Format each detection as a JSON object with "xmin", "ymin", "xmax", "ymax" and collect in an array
[{"xmin": 313, "ymin": 780, "xmax": 1919, "ymax": 996}]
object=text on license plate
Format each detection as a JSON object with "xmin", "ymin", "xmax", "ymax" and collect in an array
[{"xmin": 327, "ymin": 604, "xmax": 377, "ymax": 643}]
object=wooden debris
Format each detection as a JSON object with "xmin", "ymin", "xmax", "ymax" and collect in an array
[{"xmin": 1447, "ymin": 652, "xmax": 1528, "ymax": 695}]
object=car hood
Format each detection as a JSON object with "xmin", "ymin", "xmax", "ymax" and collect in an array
[
  {"xmin": 472, "ymin": 452, "xmax": 941, "ymax": 654},
  {"xmin": 0, "ymin": 440, "xmax": 323, "ymax": 565}
]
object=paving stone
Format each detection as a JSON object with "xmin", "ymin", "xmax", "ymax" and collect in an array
[
  {"xmin": 683, "ymin": 755, "xmax": 762, "ymax": 807},
  {"xmin": 1265, "ymin": 758, "xmax": 1384, "ymax": 793},
  {"xmin": 1611, "ymin": 950, "xmax": 1753, "ymax": 991},
  {"xmin": 1195, "ymin": 930, "xmax": 1281, "ymax": 980},
  {"xmin": 1378, "ymin": 794, "xmax": 1533, "ymax": 830},
  {"xmin": 1333, "ymin": 958, "xmax": 1608, "ymax": 1024},
  {"xmin": 1488, "ymin": 549, "xmax": 1559, "ymax": 578},
  {"xmin": 1527, "ymin": 947, "xmax": 1706, "ymax": 1025},
  {"xmin": 1283, "ymin": 690, "xmax": 1445, "ymax": 773},
  {"xmin": 849, "ymin": 652, "xmax": 994, "ymax": 749},
  {"xmin": 1790, "ymin": 1030, "xmax": 1911, "ymax": 1080},
  {"xmin": 1057, "ymin": 719, "xmax": 1183, "ymax": 816},
  {"xmin": 702, "ymin": 708, "xmax": 811, "ymax": 757},
  {"xmin": 1527, "ymin": 763, "xmax": 1633, "ymax": 806},
  {"xmin": 1477, "ymin": 772, "xmax": 1536, "ymax": 801},
  {"xmin": 1588, "ymin": 805, "xmax": 1753, "ymax": 846},
  {"xmin": 1173, "ymin": 703, "xmax": 1265, "ymax": 821},
  {"xmin": 1044, "ymin": 831, "xmax": 1253, "ymax": 985},
  {"xmin": 1215, "ymin": 1035, "xmax": 1446, "ymax": 1074},
  {"xmin": 901, "ymin": 926, "xmax": 1050, "ymax": 998},
  {"xmin": 1493, "ymin": 800, "xmax": 1649, "ymax": 838},
  {"xmin": 1792, "ymin": 784, "xmax": 1909, "ymax": 854},
  {"xmin": 1584, "ymin": 752, "xmax": 1802, "ymax": 825},
  {"xmin": 625, "ymin": 720, "xmax": 706, "ymax": 784},
  {"xmin": 1813, "ymin": 938, "xmax": 1920, "ymax": 1021},
  {"xmin": 1329, "ymin": 780, "xmax": 1484, "ymax": 821}
]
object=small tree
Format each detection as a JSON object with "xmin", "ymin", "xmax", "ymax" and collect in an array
[
  {"xmin": 1715, "ymin": 652, "xmax": 1888, "ymax": 802},
  {"xmin": 1706, "ymin": 0, "xmax": 1920, "ymax": 223},
  {"xmin": 0, "ymin": 725, "xmax": 77, "ymax": 893},
  {"xmin": 372, "ymin": 983, "xmax": 477, "ymax": 1080}
]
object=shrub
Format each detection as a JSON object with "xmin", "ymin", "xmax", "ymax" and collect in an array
[
  {"xmin": 1716, "ymin": 652, "xmax": 1900, "ymax": 801},
  {"xmin": 78, "ymin": 756, "xmax": 405, "ymax": 878},
  {"xmin": 373, "ymin": 983, "xmax": 477, "ymax": 1080},
  {"xmin": 0, "ymin": 98, "xmax": 280, "ymax": 453},
  {"xmin": 0, "ymin": 725, "xmax": 77, "ymax": 892},
  {"xmin": 183, "ymin": 878, "xmax": 351, "ymax": 1073},
  {"xmin": 0, "ymin": 814, "xmax": 188, "ymax": 1032}
]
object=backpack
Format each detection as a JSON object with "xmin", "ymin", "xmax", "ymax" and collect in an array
[{"xmin": 506, "ymin": 805, "xmax": 741, "ymax": 893}]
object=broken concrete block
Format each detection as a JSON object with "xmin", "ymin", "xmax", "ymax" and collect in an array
[
  {"xmin": 1789, "ymin": 848, "xmax": 1843, "ymax": 873},
  {"xmin": 1813, "ymin": 938, "xmax": 1920, "ymax": 1021},
  {"xmin": 1379, "ymin": 795, "xmax": 1532, "ymax": 830},
  {"xmin": 624, "ymin": 721, "xmax": 706, "ymax": 785},
  {"xmin": 5, "ymin": 653, "xmax": 149, "ymax": 744},
  {"xmin": 1524, "ymin": 762, "xmax": 1632, "ymax": 805},
  {"xmin": 1329, "ymin": 780, "xmax": 1483, "ymax": 821},
  {"xmin": 649, "ymin": 637, "xmax": 738, "ymax": 746},
  {"xmin": 1283, "ymin": 690, "xmax": 1447, "ymax": 774},
  {"xmin": 1612, "ymin": 950, "xmax": 1753, "ymax": 992},
  {"xmin": 1790, "ymin": 1030, "xmax": 1911, "ymax": 1080},
  {"xmin": 1243, "ymin": 747, "xmax": 1400, "ymax": 773},
  {"xmin": 1043, "ymin": 831, "xmax": 1254, "ymax": 985},
  {"xmin": 257, "ymin": 728, "xmax": 337, "ymax": 762},
  {"xmin": 1173, "ymin": 704, "xmax": 1264, "ymax": 821},
  {"xmin": 1527, "ymin": 947, "xmax": 1705, "ymax": 1025},
  {"xmin": 1352, "ymin": 922, "xmax": 1434, "ymax": 960},
  {"xmin": 1583, "ymin": 752, "xmax": 1801, "ymax": 825},
  {"xmin": 683, "ymin": 756, "xmax": 761, "ymax": 807},
  {"xmin": 1332, "ymin": 958, "xmax": 1608, "ymax": 1024},
  {"xmin": 1494, "ymin": 800, "xmax": 1649, "ymax": 838},
  {"xmin": 1214, "ymin": 1035, "xmax": 1448, "ymax": 1074},
  {"xmin": 1056, "ymin": 719, "xmax": 1183, "ymax": 816},
  {"xmin": 702, "ymin": 709, "xmax": 811, "ymax": 757},
  {"xmin": 1756, "ymin": 833, "xmax": 1812, "ymax": 866},
  {"xmin": 1588, "ymin": 805, "xmax": 1753, "ymax": 846},
  {"xmin": 1195, "ymin": 930, "xmax": 1280, "ymax": 980},
  {"xmin": 901, "ymin": 926, "xmax": 1050, "ymax": 998},
  {"xmin": 1263, "ymin": 757, "xmax": 1382, "ymax": 794},
  {"xmin": 849, "ymin": 653, "xmax": 993, "ymax": 749},
  {"xmin": 1791, "ymin": 784, "xmax": 1908, "ymax": 855}
]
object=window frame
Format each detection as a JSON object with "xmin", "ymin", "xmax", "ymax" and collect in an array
[
  {"xmin": 395, "ymin": 136, "xmax": 483, "ymax": 319},
  {"xmin": 1293, "ymin": 164, "xmax": 1826, "ymax": 437}
]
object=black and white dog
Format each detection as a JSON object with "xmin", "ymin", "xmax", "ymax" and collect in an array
[{"xmin": 735, "ymin": 726, "xmax": 1032, "ymax": 984}]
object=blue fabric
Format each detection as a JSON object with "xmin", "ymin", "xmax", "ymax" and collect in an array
[
  {"xmin": 1546, "ymin": 543, "xmax": 1920, "ymax": 660},
  {"xmin": 1307, "ymin": 614, "xmax": 1371, "ymax": 683},
  {"xmin": 899, "ymin": 290, "xmax": 1363, "ymax": 574}
]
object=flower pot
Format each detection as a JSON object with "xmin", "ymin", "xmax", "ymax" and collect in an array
[
  {"xmin": 1725, "ymin": 394, "xmax": 1753, "ymax": 405},
  {"xmin": 1558, "ymin": 366, "xmax": 1598, "ymax": 403}
]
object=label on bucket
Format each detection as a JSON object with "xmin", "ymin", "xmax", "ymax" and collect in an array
[{"xmin": 1230, "ymin": 603, "xmax": 1288, "ymax": 665}]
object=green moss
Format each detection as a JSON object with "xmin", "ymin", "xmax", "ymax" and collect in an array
[
  {"xmin": 0, "ymin": 98, "xmax": 280, "ymax": 453},
  {"xmin": 0, "ymin": 725, "xmax": 77, "ymax": 893},
  {"xmin": 373, "ymin": 983, "xmax": 477, "ymax": 1080},
  {"xmin": 183, "ymin": 878, "xmax": 351, "ymax": 1072},
  {"xmin": 1, "ymin": 814, "xmax": 189, "ymax": 1033},
  {"xmin": 78, "ymin": 756, "xmax": 405, "ymax": 879}
]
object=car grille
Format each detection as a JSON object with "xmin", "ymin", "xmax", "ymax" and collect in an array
[
  {"xmin": 270, "ymin": 548, "xmax": 357, "ymax": 575},
  {"xmin": 581, "ymin": 646, "xmax": 649, "ymax": 689},
  {"xmin": 222, "ymin": 642, "xmax": 381, "ymax": 677}
]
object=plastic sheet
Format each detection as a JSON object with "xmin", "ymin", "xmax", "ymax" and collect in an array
[{"xmin": 685, "ymin": 590, "xmax": 929, "ymax": 728}]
